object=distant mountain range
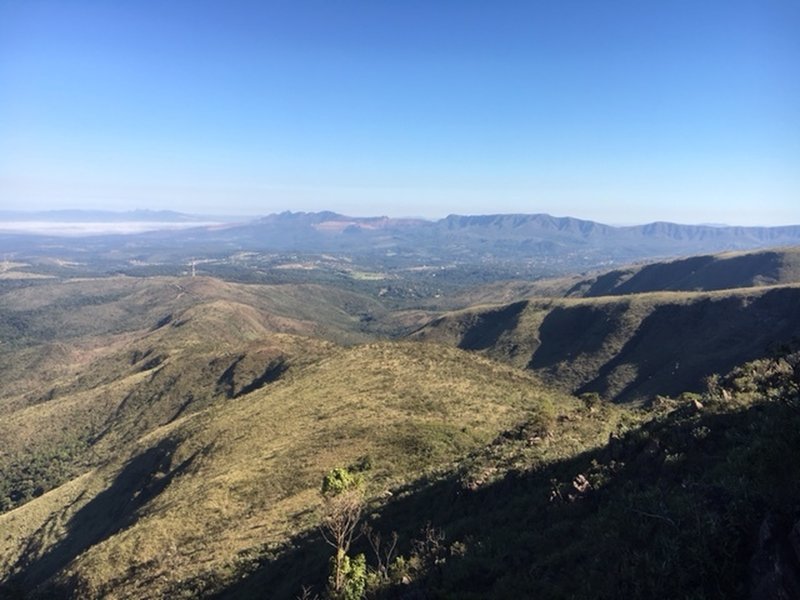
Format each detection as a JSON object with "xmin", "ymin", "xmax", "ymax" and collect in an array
[
  {"xmin": 184, "ymin": 210, "xmax": 800, "ymax": 253},
  {"xmin": 166, "ymin": 211, "xmax": 800, "ymax": 269},
  {"xmin": 2, "ymin": 210, "xmax": 800, "ymax": 274}
]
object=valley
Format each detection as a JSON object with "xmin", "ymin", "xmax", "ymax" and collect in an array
[
  {"xmin": 5, "ymin": 0, "xmax": 798, "ymax": 594},
  {"xmin": 0, "ymin": 236, "xmax": 799, "ymax": 599}
]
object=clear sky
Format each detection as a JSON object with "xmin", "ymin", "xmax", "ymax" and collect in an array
[{"xmin": 1, "ymin": 1, "xmax": 798, "ymax": 225}]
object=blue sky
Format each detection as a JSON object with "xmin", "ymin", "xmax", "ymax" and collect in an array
[{"xmin": 1, "ymin": 1, "xmax": 798, "ymax": 224}]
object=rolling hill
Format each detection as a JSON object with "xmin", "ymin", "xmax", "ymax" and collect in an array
[
  {"xmin": 413, "ymin": 271, "xmax": 800, "ymax": 403},
  {"xmin": 3, "ymin": 316, "xmax": 798, "ymax": 599},
  {"xmin": 0, "ymin": 275, "xmax": 434, "ymax": 516},
  {"xmin": 566, "ymin": 247, "xmax": 800, "ymax": 297},
  {"xmin": 2, "ymin": 246, "xmax": 800, "ymax": 599},
  {"xmin": 0, "ymin": 339, "xmax": 588, "ymax": 599}
]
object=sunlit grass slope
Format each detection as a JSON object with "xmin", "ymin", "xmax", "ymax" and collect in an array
[
  {"xmin": 0, "ymin": 295, "xmax": 334, "ymax": 514},
  {"xmin": 0, "ymin": 275, "xmax": 390, "ymax": 355},
  {"xmin": 0, "ymin": 274, "xmax": 408, "ymax": 515},
  {"xmin": 0, "ymin": 341, "xmax": 589, "ymax": 599}
]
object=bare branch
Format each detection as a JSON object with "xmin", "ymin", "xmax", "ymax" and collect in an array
[{"xmin": 626, "ymin": 506, "xmax": 678, "ymax": 528}]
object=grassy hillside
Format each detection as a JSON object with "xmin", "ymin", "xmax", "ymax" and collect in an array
[
  {"xmin": 4, "ymin": 342, "xmax": 798, "ymax": 599},
  {"xmin": 566, "ymin": 247, "xmax": 800, "ymax": 298},
  {"xmin": 2, "ymin": 260, "xmax": 800, "ymax": 599},
  {"xmin": 0, "ymin": 309, "xmax": 332, "ymax": 514},
  {"xmin": 0, "ymin": 342, "xmax": 589, "ymax": 599},
  {"xmin": 0, "ymin": 275, "xmax": 410, "ymax": 516},
  {"xmin": 0, "ymin": 275, "xmax": 402, "ymax": 352},
  {"xmin": 289, "ymin": 348, "xmax": 799, "ymax": 599},
  {"xmin": 407, "ymin": 247, "xmax": 800, "ymax": 313},
  {"xmin": 413, "ymin": 285, "xmax": 800, "ymax": 403}
]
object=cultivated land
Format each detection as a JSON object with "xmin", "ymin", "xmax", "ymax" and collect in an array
[{"xmin": 1, "ymin": 242, "xmax": 799, "ymax": 599}]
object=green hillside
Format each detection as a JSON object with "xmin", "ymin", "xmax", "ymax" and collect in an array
[
  {"xmin": 0, "ymin": 341, "xmax": 588, "ymax": 599},
  {"xmin": 413, "ymin": 285, "xmax": 800, "ymax": 403},
  {"xmin": 3, "ymin": 335, "xmax": 798, "ymax": 599},
  {"xmin": 239, "ymin": 348, "xmax": 797, "ymax": 600},
  {"xmin": 0, "ymin": 276, "xmax": 397, "ymax": 516},
  {"xmin": 2, "ymin": 251, "xmax": 800, "ymax": 599},
  {"xmin": 415, "ymin": 247, "xmax": 800, "ymax": 313},
  {"xmin": 0, "ymin": 275, "xmax": 402, "ymax": 351},
  {"xmin": 567, "ymin": 247, "xmax": 800, "ymax": 298}
]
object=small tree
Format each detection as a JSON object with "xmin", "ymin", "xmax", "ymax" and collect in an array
[
  {"xmin": 334, "ymin": 552, "xmax": 367, "ymax": 600},
  {"xmin": 320, "ymin": 468, "xmax": 365, "ymax": 597},
  {"xmin": 363, "ymin": 524, "xmax": 399, "ymax": 582}
]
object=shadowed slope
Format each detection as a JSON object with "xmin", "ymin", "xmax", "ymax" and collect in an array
[
  {"xmin": 414, "ymin": 285, "xmax": 800, "ymax": 402},
  {"xmin": 200, "ymin": 349, "xmax": 800, "ymax": 600},
  {"xmin": 5, "ymin": 439, "xmax": 192, "ymax": 594},
  {"xmin": 0, "ymin": 341, "xmax": 571, "ymax": 599},
  {"xmin": 217, "ymin": 350, "xmax": 800, "ymax": 600},
  {"xmin": 418, "ymin": 247, "xmax": 800, "ymax": 311},
  {"xmin": 567, "ymin": 248, "xmax": 800, "ymax": 298}
]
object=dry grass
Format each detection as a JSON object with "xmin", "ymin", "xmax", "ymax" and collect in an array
[
  {"xmin": 0, "ymin": 340, "xmax": 576, "ymax": 598},
  {"xmin": 570, "ymin": 246, "xmax": 800, "ymax": 298},
  {"xmin": 414, "ymin": 283, "xmax": 800, "ymax": 402},
  {"xmin": 4, "ymin": 257, "xmax": 798, "ymax": 597},
  {"xmin": 0, "ymin": 278, "xmax": 352, "ymax": 519}
]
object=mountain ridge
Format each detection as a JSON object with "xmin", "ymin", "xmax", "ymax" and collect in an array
[
  {"xmin": 412, "ymin": 283, "xmax": 800, "ymax": 403},
  {"xmin": 566, "ymin": 247, "xmax": 800, "ymax": 297},
  {"xmin": 4, "ymin": 210, "xmax": 800, "ymax": 283},
  {"xmin": 5, "ymin": 209, "xmax": 799, "ymax": 247}
]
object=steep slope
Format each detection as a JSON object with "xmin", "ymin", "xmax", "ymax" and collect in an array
[
  {"xmin": 567, "ymin": 247, "xmax": 800, "ymax": 297},
  {"xmin": 413, "ymin": 285, "xmax": 800, "ymax": 403},
  {"xmin": 0, "ymin": 275, "xmax": 396, "ymax": 515},
  {"xmin": 0, "ymin": 301, "xmax": 331, "ymax": 514},
  {"xmin": 3, "ymin": 261, "xmax": 800, "ymax": 599},
  {"xmin": 0, "ymin": 274, "xmax": 404, "ymax": 417},
  {"xmin": 284, "ymin": 349, "xmax": 799, "ymax": 600},
  {"xmin": 8, "ymin": 339, "xmax": 789, "ymax": 600},
  {"xmin": 0, "ymin": 342, "xmax": 583, "ymax": 599}
]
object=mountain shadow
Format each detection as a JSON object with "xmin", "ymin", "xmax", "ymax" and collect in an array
[
  {"xmin": 527, "ymin": 302, "xmax": 629, "ymax": 370},
  {"xmin": 210, "ymin": 386, "xmax": 800, "ymax": 600},
  {"xmin": 576, "ymin": 250, "xmax": 786, "ymax": 297},
  {"xmin": 5, "ymin": 438, "xmax": 198, "ymax": 598},
  {"xmin": 574, "ymin": 287, "xmax": 800, "ymax": 401},
  {"xmin": 216, "ymin": 355, "xmax": 288, "ymax": 399},
  {"xmin": 456, "ymin": 301, "xmax": 527, "ymax": 351}
]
